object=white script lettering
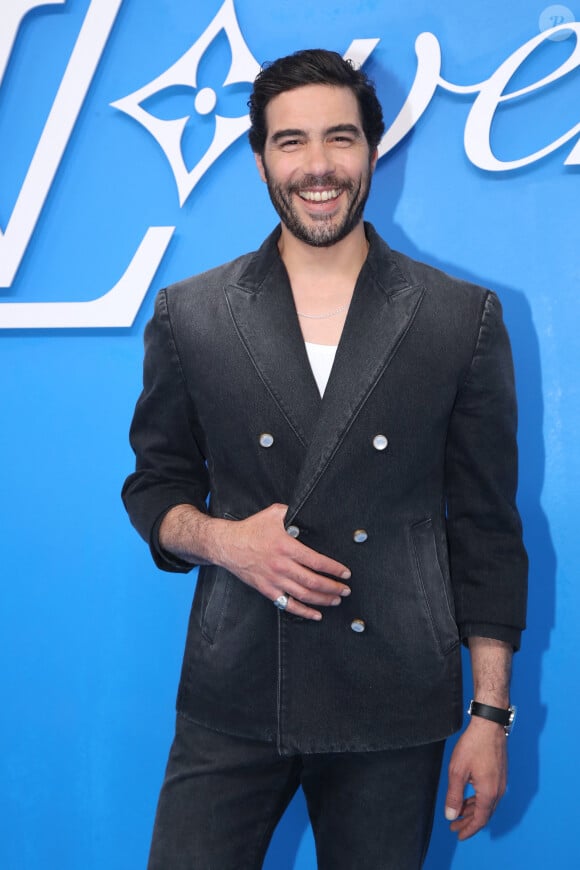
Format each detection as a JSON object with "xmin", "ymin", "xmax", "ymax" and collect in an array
[{"xmin": 379, "ymin": 23, "xmax": 580, "ymax": 170}]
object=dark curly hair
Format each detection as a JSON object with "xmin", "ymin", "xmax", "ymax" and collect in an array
[{"xmin": 248, "ymin": 48, "xmax": 385, "ymax": 155}]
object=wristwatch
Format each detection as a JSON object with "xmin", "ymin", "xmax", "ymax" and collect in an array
[{"xmin": 468, "ymin": 700, "xmax": 517, "ymax": 736}]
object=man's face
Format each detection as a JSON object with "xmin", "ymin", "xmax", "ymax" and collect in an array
[{"xmin": 255, "ymin": 84, "xmax": 377, "ymax": 248}]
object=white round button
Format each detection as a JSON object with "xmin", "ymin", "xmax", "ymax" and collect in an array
[
  {"xmin": 259, "ymin": 433, "xmax": 274, "ymax": 448},
  {"xmin": 351, "ymin": 619, "xmax": 366, "ymax": 633},
  {"xmin": 353, "ymin": 529, "xmax": 368, "ymax": 543},
  {"xmin": 372, "ymin": 434, "xmax": 388, "ymax": 451},
  {"xmin": 286, "ymin": 525, "xmax": 300, "ymax": 538}
]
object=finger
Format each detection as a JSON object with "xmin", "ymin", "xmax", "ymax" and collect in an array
[
  {"xmin": 295, "ymin": 544, "xmax": 352, "ymax": 581},
  {"xmin": 451, "ymin": 816, "xmax": 477, "ymax": 840},
  {"xmin": 444, "ymin": 768, "xmax": 469, "ymax": 821},
  {"xmin": 451, "ymin": 812, "xmax": 485, "ymax": 840},
  {"xmin": 450, "ymin": 803, "xmax": 478, "ymax": 839},
  {"xmin": 282, "ymin": 564, "xmax": 351, "ymax": 599},
  {"xmin": 281, "ymin": 578, "xmax": 344, "ymax": 607},
  {"xmin": 448, "ymin": 796, "xmax": 475, "ymax": 830},
  {"xmin": 467, "ymin": 786, "xmax": 498, "ymax": 834},
  {"xmin": 449, "ymin": 794, "xmax": 495, "ymax": 840},
  {"xmin": 270, "ymin": 507, "xmax": 351, "ymax": 581},
  {"xmin": 282, "ymin": 596, "xmax": 323, "ymax": 621}
]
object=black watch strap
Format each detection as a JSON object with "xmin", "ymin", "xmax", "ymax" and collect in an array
[{"xmin": 468, "ymin": 700, "xmax": 516, "ymax": 734}]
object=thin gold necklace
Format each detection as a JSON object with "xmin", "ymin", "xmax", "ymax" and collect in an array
[
  {"xmin": 296, "ymin": 301, "xmax": 350, "ymax": 319},
  {"xmin": 293, "ymin": 238, "xmax": 368, "ymax": 320}
]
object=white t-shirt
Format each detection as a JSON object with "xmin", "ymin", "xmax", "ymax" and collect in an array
[{"xmin": 305, "ymin": 342, "xmax": 338, "ymax": 397}]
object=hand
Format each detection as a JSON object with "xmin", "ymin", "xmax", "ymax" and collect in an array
[
  {"xmin": 444, "ymin": 717, "xmax": 507, "ymax": 840},
  {"xmin": 213, "ymin": 503, "xmax": 351, "ymax": 620}
]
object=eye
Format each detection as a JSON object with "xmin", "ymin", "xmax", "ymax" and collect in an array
[
  {"xmin": 279, "ymin": 138, "xmax": 302, "ymax": 151},
  {"xmin": 330, "ymin": 135, "xmax": 354, "ymax": 146}
]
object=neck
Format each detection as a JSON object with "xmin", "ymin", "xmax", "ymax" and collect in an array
[
  {"xmin": 277, "ymin": 221, "xmax": 369, "ymax": 347},
  {"xmin": 277, "ymin": 221, "xmax": 369, "ymax": 286}
]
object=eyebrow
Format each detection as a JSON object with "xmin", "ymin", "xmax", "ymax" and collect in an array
[{"xmin": 269, "ymin": 124, "xmax": 363, "ymax": 144}]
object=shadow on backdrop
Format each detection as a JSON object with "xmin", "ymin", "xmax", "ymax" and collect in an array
[{"xmin": 375, "ymin": 147, "xmax": 554, "ymax": 870}]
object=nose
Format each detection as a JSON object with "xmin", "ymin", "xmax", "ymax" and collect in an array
[{"xmin": 303, "ymin": 140, "xmax": 335, "ymax": 178}]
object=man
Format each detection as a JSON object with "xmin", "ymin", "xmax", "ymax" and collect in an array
[{"xmin": 123, "ymin": 49, "xmax": 527, "ymax": 869}]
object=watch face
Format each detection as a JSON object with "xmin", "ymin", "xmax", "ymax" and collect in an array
[{"xmin": 505, "ymin": 705, "xmax": 517, "ymax": 734}]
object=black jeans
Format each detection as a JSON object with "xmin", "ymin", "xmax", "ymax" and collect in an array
[{"xmin": 148, "ymin": 714, "xmax": 445, "ymax": 870}]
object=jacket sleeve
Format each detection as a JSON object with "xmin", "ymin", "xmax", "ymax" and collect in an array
[
  {"xmin": 122, "ymin": 289, "xmax": 210, "ymax": 572},
  {"xmin": 445, "ymin": 291, "xmax": 528, "ymax": 649}
]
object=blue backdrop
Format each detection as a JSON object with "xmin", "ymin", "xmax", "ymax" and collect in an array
[{"xmin": 1, "ymin": 0, "xmax": 577, "ymax": 866}]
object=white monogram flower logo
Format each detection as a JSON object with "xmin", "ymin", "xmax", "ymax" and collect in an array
[{"xmin": 111, "ymin": 0, "xmax": 260, "ymax": 206}]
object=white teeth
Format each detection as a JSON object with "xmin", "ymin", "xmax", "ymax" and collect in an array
[{"xmin": 299, "ymin": 189, "xmax": 341, "ymax": 202}]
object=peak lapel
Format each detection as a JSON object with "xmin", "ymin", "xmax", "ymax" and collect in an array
[
  {"xmin": 287, "ymin": 229, "xmax": 425, "ymax": 519},
  {"xmin": 224, "ymin": 230, "xmax": 321, "ymax": 447}
]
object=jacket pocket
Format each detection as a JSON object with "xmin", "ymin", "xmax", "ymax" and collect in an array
[
  {"xmin": 200, "ymin": 565, "xmax": 233, "ymax": 645},
  {"xmin": 410, "ymin": 518, "xmax": 459, "ymax": 655},
  {"xmin": 198, "ymin": 510, "xmax": 240, "ymax": 644}
]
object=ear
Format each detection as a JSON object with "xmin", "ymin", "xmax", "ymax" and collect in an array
[
  {"xmin": 370, "ymin": 147, "xmax": 379, "ymax": 173},
  {"xmin": 254, "ymin": 152, "xmax": 267, "ymax": 183}
]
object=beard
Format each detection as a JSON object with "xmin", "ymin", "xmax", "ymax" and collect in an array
[{"xmin": 262, "ymin": 165, "xmax": 372, "ymax": 248}]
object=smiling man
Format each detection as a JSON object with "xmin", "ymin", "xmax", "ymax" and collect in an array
[
  {"xmin": 256, "ymin": 85, "xmax": 374, "ymax": 248},
  {"xmin": 123, "ymin": 49, "xmax": 527, "ymax": 870}
]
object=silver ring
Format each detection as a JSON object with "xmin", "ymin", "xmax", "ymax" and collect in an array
[{"xmin": 274, "ymin": 594, "xmax": 289, "ymax": 611}]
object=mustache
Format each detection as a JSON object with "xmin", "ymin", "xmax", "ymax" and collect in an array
[{"xmin": 288, "ymin": 175, "xmax": 354, "ymax": 193}]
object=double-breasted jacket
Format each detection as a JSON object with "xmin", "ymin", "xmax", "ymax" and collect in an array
[{"xmin": 123, "ymin": 224, "xmax": 527, "ymax": 754}]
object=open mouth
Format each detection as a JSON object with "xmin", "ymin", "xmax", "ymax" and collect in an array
[{"xmin": 297, "ymin": 188, "xmax": 342, "ymax": 203}]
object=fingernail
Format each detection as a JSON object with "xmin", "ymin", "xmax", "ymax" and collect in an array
[
  {"xmin": 332, "ymin": 597, "xmax": 342, "ymax": 606},
  {"xmin": 341, "ymin": 570, "xmax": 351, "ymax": 580},
  {"xmin": 340, "ymin": 587, "xmax": 351, "ymax": 596},
  {"xmin": 313, "ymin": 612, "xmax": 323, "ymax": 621},
  {"xmin": 445, "ymin": 807, "xmax": 458, "ymax": 821}
]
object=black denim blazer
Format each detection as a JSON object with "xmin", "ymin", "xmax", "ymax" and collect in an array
[{"xmin": 123, "ymin": 223, "xmax": 527, "ymax": 754}]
